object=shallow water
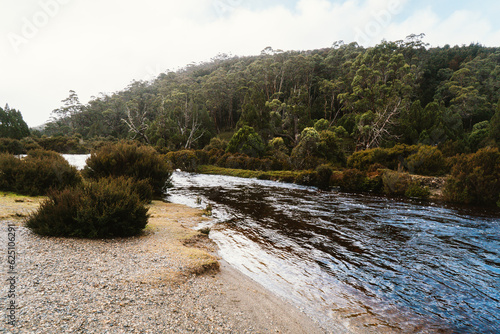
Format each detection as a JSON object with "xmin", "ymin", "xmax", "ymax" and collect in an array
[
  {"xmin": 61, "ymin": 154, "xmax": 89, "ymax": 170},
  {"xmin": 167, "ymin": 171, "xmax": 500, "ymax": 333}
]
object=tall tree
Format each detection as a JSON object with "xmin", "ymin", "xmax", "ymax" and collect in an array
[{"xmin": 0, "ymin": 105, "xmax": 30, "ymax": 139}]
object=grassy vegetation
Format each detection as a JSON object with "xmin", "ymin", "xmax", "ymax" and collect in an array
[{"xmin": 197, "ymin": 165, "xmax": 302, "ymax": 182}]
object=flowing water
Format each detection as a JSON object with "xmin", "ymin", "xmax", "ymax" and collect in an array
[{"xmin": 166, "ymin": 171, "xmax": 500, "ymax": 333}]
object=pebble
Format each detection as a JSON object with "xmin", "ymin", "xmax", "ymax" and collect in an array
[{"xmin": 0, "ymin": 221, "xmax": 268, "ymax": 334}]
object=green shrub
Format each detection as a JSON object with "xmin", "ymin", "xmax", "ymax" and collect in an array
[
  {"xmin": 405, "ymin": 182, "xmax": 431, "ymax": 200},
  {"xmin": 348, "ymin": 144, "xmax": 418, "ymax": 170},
  {"xmin": 339, "ymin": 169, "xmax": 369, "ymax": 192},
  {"xmin": 0, "ymin": 150, "xmax": 82, "ymax": 196},
  {"xmin": 36, "ymin": 136, "xmax": 88, "ymax": 154},
  {"xmin": 405, "ymin": 145, "xmax": 447, "ymax": 176},
  {"xmin": 20, "ymin": 137, "xmax": 42, "ymax": 151},
  {"xmin": 204, "ymin": 137, "xmax": 228, "ymax": 151},
  {"xmin": 83, "ymin": 142, "xmax": 172, "ymax": 196},
  {"xmin": 295, "ymin": 171, "xmax": 318, "ymax": 187},
  {"xmin": 207, "ymin": 148, "xmax": 225, "ymax": 165},
  {"xmin": 382, "ymin": 170, "xmax": 411, "ymax": 196},
  {"xmin": 26, "ymin": 177, "xmax": 149, "ymax": 238},
  {"xmin": 443, "ymin": 147, "xmax": 500, "ymax": 206},
  {"xmin": 438, "ymin": 139, "xmax": 469, "ymax": 157},
  {"xmin": 226, "ymin": 126, "xmax": 266, "ymax": 158},
  {"xmin": 0, "ymin": 138, "xmax": 24, "ymax": 154},
  {"xmin": 166, "ymin": 150, "xmax": 199, "ymax": 172},
  {"xmin": 291, "ymin": 127, "xmax": 320, "ymax": 169},
  {"xmin": 315, "ymin": 164, "xmax": 333, "ymax": 190}
]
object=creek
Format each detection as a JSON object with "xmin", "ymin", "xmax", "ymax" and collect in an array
[{"xmin": 167, "ymin": 171, "xmax": 500, "ymax": 333}]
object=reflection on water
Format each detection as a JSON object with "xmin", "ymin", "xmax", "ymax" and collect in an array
[
  {"xmin": 62, "ymin": 154, "xmax": 89, "ymax": 170},
  {"xmin": 167, "ymin": 172, "xmax": 500, "ymax": 333}
]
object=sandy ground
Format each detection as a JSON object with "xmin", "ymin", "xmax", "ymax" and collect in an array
[{"xmin": 0, "ymin": 194, "xmax": 325, "ymax": 333}]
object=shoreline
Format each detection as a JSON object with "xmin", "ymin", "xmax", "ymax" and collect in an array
[{"xmin": 0, "ymin": 195, "xmax": 326, "ymax": 333}]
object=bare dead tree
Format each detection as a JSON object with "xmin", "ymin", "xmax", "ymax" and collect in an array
[{"xmin": 122, "ymin": 104, "xmax": 150, "ymax": 144}]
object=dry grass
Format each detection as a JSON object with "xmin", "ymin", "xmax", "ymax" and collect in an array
[
  {"xmin": 135, "ymin": 201, "xmax": 220, "ymax": 283},
  {"xmin": 0, "ymin": 191, "xmax": 44, "ymax": 221}
]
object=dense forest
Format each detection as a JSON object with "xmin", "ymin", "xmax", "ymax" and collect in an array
[
  {"xmin": 2, "ymin": 35, "xmax": 500, "ymax": 207},
  {"xmin": 40, "ymin": 35, "xmax": 499, "ymax": 156}
]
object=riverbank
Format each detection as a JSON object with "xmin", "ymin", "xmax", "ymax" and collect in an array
[
  {"xmin": 196, "ymin": 165, "xmax": 447, "ymax": 201},
  {"xmin": 0, "ymin": 195, "xmax": 323, "ymax": 333}
]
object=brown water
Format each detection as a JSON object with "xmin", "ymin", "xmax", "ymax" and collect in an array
[{"xmin": 166, "ymin": 172, "xmax": 500, "ymax": 333}]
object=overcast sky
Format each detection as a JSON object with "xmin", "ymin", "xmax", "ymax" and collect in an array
[{"xmin": 1, "ymin": 0, "xmax": 500, "ymax": 127}]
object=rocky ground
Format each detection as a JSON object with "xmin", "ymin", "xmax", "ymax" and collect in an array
[{"xmin": 0, "ymin": 194, "xmax": 324, "ymax": 333}]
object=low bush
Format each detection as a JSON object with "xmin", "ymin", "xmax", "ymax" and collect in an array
[
  {"xmin": 405, "ymin": 145, "xmax": 447, "ymax": 176},
  {"xmin": 405, "ymin": 182, "xmax": 431, "ymax": 200},
  {"xmin": 315, "ymin": 164, "xmax": 333, "ymax": 190},
  {"xmin": 0, "ymin": 138, "xmax": 24, "ymax": 154},
  {"xmin": 295, "ymin": 171, "xmax": 318, "ymax": 187},
  {"xmin": 20, "ymin": 137, "xmax": 42, "ymax": 151},
  {"xmin": 26, "ymin": 177, "xmax": 149, "ymax": 238},
  {"xmin": 0, "ymin": 150, "xmax": 82, "ymax": 196},
  {"xmin": 36, "ymin": 136, "xmax": 88, "ymax": 154},
  {"xmin": 166, "ymin": 150, "xmax": 199, "ymax": 172},
  {"xmin": 443, "ymin": 147, "xmax": 500, "ymax": 206},
  {"xmin": 83, "ymin": 142, "xmax": 172, "ymax": 196},
  {"xmin": 382, "ymin": 170, "xmax": 411, "ymax": 196},
  {"xmin": 338, "ymin": 169, "xmax": 369, "ymax": 192},
  {"xmin": 348, "ymin": 144, "xmax": 418, "ymax": 171}
]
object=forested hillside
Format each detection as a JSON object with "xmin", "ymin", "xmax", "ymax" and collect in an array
[{"xmin": 42, "ymin": 35, "xmax": 500, "ymax": 156}]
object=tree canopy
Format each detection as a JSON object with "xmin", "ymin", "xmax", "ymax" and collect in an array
[
  {"xmin": 41, "ymin": 36, "xmax": 500, "ymax": 155},
  {"xmin": 0, "ymin": 105, "xmax": 30, "ymax": 139}
]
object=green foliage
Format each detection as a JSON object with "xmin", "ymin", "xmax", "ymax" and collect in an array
[
  {"xmin": 443, "ymin": 147, "xmax": 500, "ymax": 206},
  {"xmin": 314, "ymin": 119, "xmax": 330, "ymax": 132},
  {"xmin": 405, "ymin": 182, "xmax": 431, "ymax": 200},
  {"xmin": 0, "ymin": 150, "xmax": 82, "ymax": 196},
  {"xmin": 36, "ymin": 136, "xmax": 88, "ymax": 154},
  {"xmin": 204, "ymin": 137, "xmax": 228, "ymax": 151},
  {"xmin": 20, "ymin": 137, "xmax": 42, "ymax": 152},
  {"xmin": 0, "ymin": 105, "xmax": 30, "ymax": 139},
  {"xmin": 382, "ymin": 170, "xmax": 411, "ymax": 196},
  {"xmin": 83, "ymin": 142, "xmax": 172, "ymax": 196},
  {"xmin": 166, "ymin": 150, "xmax": 199, "ymax": 172},
  {"xmin": 468, "ymin": 121, "xmax": 490, "ymax": 151},
  {"xmin": 26, "ymin": 177, "xmax": 149, "ymax": 238},
  {"xmin": 405, "ymin": 145, "xmax": 447, "ymax": 176},
  {"xmin": 295, "ymin": 171, "xmax": 318, "ymax": 187},
  {"xmin": 35, "ymin": 43, "xmax": 499, "ymax": 180},
  {"xmin": 268, "ymin": 137, "xmax": 288, "ymax": 154},
  {"xmin": 0, "ymin": 138, "xmax": 24, "ymax": 154},
  {"xmin": 489, "ymin": 108, "xmax": 500, "ymax": 145},
  {"xmin": 291, "ymin": 127, "xmax": 320, "ymax": 169},
  {"xmin": 317, "ymin": 130, "xmax": 346, "ymax": 165},
  {"xmin": 347, "ymin": 144, "xmax": 418, "ymax": 170},
  {"xmin": 226, "ymin": 126, "xmax": 266, "ymax": 158},
  {"xmin": 315, "ymin": 164, "xmax": 333, "ymax": 190},
  {"xmin": 338, "ymin": 169, "xmax": 369, "ymax": 192}
]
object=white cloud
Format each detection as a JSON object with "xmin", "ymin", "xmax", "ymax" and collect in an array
[{"xmin": 0, "ymin": 0, "xmax": 498, "ymax": 127}]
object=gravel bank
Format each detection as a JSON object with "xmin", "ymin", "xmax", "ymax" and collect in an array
[{"xmin": 0, "ymin": 197, "xmax": 324, "ymax": 333}]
